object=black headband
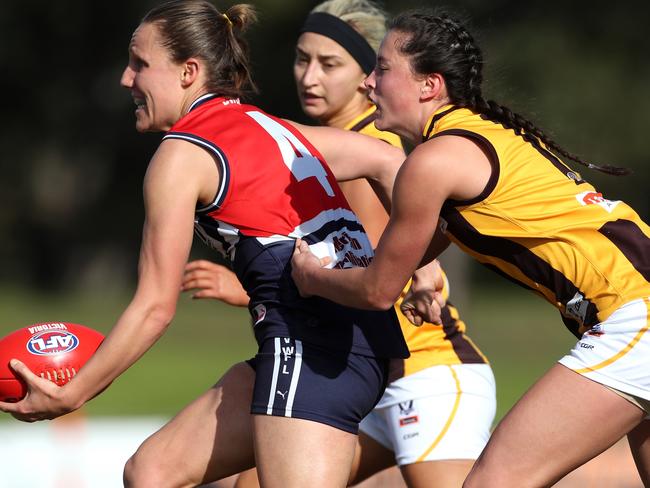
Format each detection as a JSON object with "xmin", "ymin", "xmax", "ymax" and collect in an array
[{"xmin": 300, "ymin": 12, "xmax": 376, "ymax": 75}]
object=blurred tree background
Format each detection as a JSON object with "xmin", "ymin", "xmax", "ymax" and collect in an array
[{"xmin": 0, "ymin": 0, "xmax": 648, "ymax": 295}]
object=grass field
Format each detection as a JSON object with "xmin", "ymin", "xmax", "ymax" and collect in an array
[{"xmin": 0, "ymin": 281, "xmax": 576, "ymax": 422}]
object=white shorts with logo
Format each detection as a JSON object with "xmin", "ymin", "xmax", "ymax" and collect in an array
[
  {"xmin": 358, "ymin": 363, "xmax": 496, "ymax": 466},
  {"xmin": 559, "ymin": 297, "xmax": 650, "ymax": 416}
]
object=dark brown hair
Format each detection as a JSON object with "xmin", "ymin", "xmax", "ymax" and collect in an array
[
  {"xmin": 143, "ymin": 0, "xmax": 258, "ymax": 99},
  {"xmin": 390, "ymin": 9, "xmax": 628, "ymax": 176}
]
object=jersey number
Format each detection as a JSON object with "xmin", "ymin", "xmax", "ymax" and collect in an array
[{"xmin": 246, "ymin": 111, "xmax": 335, "ymax": 197}]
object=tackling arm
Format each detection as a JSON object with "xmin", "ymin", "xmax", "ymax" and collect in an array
[
  {"xmin": 291, "ymin": 135, "xmax": 492, "ymax": 312},
  {"xmin": 287, "ymin": 121, "xmax": 404, "ymax": 213},
  {"xmin": 291, "ymin": 143, "xmax": 446, "ymax": 310}
]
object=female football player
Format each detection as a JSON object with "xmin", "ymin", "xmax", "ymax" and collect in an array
[
  {"xmin": 0, "ymin": 2, "xmax": 429, "ymax": 487},
  {"xmin": 183, "ymin": 2, "xmax": 495, "ymax": 487},
  {"xmin": 291, "ymin": 8, "xmax": 650, "ymax": 487}
]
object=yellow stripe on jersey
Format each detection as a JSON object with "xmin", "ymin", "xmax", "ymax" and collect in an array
[
  {"xmin": 345, "ymin": 105, "xmax": 488, "ymax": 376},
  {"xmin": 344, "ymin": 105, "xmax": 402, "ymax": 147},
  {"xmin": 428, "ymin": 105, "xmax": 650, "ymax": 336}
]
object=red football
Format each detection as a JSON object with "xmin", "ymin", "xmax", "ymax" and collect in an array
[{"xmin": 0, "ymin": 322, "xmax": 104, "ymax": 402}]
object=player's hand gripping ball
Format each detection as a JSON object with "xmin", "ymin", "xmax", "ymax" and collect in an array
[{"xmin": 0, "ymin": 322, "xmax": 104, "ymax": 402}]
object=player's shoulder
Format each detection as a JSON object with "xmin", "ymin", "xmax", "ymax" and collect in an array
[
  {"xmin": 401, "ymin": 139, "xmax": 449, "ymax": 173},
  {"xmin": 177, "ymin": 98, "xmax": 259, "ymax": 127},
  {"xmin": 411, "ymin": 134, "xmax": 488, "ymax": 172},
  {"xmin": 394, "ymin": 138, "xmax": 474, "ymax": 197},
  {"xmin": 171, "ymin": 101, "xmax": 269, "ymax": 148}
]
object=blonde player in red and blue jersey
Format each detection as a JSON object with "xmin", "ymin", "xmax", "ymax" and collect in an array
[
  {"xmin": 292, "ymin": 8, "xmax": 650, "ymax": 487},
  {"xmin": 0, "ymin": 3, "xmax": 423, "ymax": 487},
  {"xmin": 183, "ymin": 2, "xmax": 496, "ymax": 487}
]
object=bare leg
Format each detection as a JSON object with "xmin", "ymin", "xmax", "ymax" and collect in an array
[
  {"xmin": 348, "ymin": 432, "xmax": 396, "ymax": 485},
  {"xmin": 628, "ymin": 419, "xmax": 650, "ymax": 486},
  {"xmin": 124, "ymin": 362, "xmax": 256, "ymax": 488},
  {"xmin": 233, "ymin": 468, "xmax": 260, "ymax": 488},
  {"xmin": 229, "ymin": 429, "xmax": 396, "ymax": 488},
  {"xmin": 253, "ymin": 415, "xmax": 357, "ymax": 488},
  {"xmin": 349, "ymin": 429, "xmax": 474, "ymax": 488},
  {"xmin": 402, "ymin": 459, "xmax": 473, "ymax": 488},
  {"xmin": 464, "ymin": 364, "xmax": 645, "ymax": 488},
  {"xmin": 233, "ymin": 425, "xmax": 475, "ymax": 488}
]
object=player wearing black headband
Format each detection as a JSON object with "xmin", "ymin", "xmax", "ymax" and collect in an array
[
  {"xmin": 185, "ymin": 2, "xmax": 496, "ymax": 488},
  {"xmin": 300, "ymin": 11, "xmax": 376, "ymax": 75}
]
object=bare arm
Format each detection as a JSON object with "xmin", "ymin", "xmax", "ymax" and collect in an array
[
  {"xmin": 420, "ymin": 225, "xmax": 451, "ymax": 268},
  {"xmin": 0, "ymin": 140, "xmax": 218, "ymax": 421},
  {"xmin": 286, "ymin": 121, "xmax": 404, "ymax": 213},
  {"xmin": 291, "ymin": 135, "xmax": 491, "ymax": 310},
  {"xmin": 181, "ymin": 123, "xmax": 406, "ymax": 308}
]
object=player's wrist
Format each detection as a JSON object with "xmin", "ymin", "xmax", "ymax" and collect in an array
[
  {"xmin": 59, "ymin": 381, "xmax": 86, "ymax": 412},
  {"xmin": 291, "ymin": 266, "xmax": 311, "ymax": 298},
  {"xmin": 301, "ymin": 267, "xmax": 321, "ymax": 297}
]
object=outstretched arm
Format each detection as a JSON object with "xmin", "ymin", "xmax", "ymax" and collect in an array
[
  {"xmin": 291, "ymin": 135, "xmax": 491, "ymax": 311},
  {"xmin": 287, "ymin": 121, "xmax": 404, "ymax": 213},
  {"xmin": 0, "ymin": 140, "xmax": 217, "ymax": 421},
  {"xmin": 291, "ymin": 144, "xmax": 441, "ymax": 309}
]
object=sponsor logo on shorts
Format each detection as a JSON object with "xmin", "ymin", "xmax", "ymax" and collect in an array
[
  {"xmin": 27, "ymin": 331, "xmax": 79, "ymax": 356},
  {"xmin": 280, "ymin": 338, "xmax": 294, "ymax": 375},
  {"xmin": 576, "ymin": 191, "xmax": 620, "ymax": 213},
  {"xmin": 585, "ymin": 324, "xmax": 604, "ymax": 337},
  {"xmin": 578, "ymin": 342, "xmax": 594, "ymax": 349},
  {"xmin": 276, "ymin": 390, "xmax": 288, "ymax": 399},
  {"xmin": 252, "ymin": 304, "xmax": 266, "ymax": 325},
  {"xmin": 398, "ymin": 400, "xmax": 414, "ymax": 416},
  {"xmin": 403, "ymin": 432, "xmax": 420, "ymax": 440},
  {"xmin": 399, "ymin": 415, "xmax": 419, "ymax": 427}
]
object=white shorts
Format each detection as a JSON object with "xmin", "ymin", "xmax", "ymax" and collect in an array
[
  {"xmin": 559, "ymin": 297, "xmax": 650, "ymax": 416},
  {"xmin": 358, "ymin": 363, "xmax": 496, "ymax": 466}
]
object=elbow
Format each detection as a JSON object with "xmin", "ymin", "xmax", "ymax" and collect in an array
[
  {"xmin": 364, "ymin": 286, "xmax": 399, "ymax": 311},
  {"xmin": 144, "ymin": 303, "xmax": 176, "ymax": 338}
]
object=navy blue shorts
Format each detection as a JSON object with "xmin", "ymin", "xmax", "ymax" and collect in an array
[{"xmin": 247, "ymin": 337, "xmax": 389, "ymax": 434}]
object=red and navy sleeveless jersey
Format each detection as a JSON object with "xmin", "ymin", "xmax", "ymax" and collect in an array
[{"xmin": 165, "ymin": 95, "xmax": 408, "ymax": 358}]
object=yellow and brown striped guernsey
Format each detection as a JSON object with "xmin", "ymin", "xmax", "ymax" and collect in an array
[
  {"xmin": 344, "ymin": 105, "xmax": 402, "ymax": 147},
  {"xmin": 426, "ymin": 105, "xmax": 650, "ymax": 337},
  {"xmin": 345, "ymin": 105, "xmax": 488, "ymax": 376}
]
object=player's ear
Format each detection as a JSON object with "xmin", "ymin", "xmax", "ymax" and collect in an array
[
  {"xmin": 181, "ymin": 58, "xmax": 201, "ymax": 87},
  {"xmin": 419, "ymin": 73, "xmax": 445, "ymax": 102},
  {"xmin": 357, "ymin": 70, "xmax": 370, "ymax": 91}
]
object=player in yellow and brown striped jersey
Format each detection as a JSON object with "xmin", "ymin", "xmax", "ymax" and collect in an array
[{"xmin": 290, "ymin": 9, "xmax": 650, "ymax": 487}]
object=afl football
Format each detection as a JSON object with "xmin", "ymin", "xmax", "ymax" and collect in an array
[{"xmin": 0, "ymin": 322, "xmax": 104, "ymax": 402}]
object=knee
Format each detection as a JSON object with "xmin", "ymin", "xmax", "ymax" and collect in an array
[
  {"xmin": 123, "ymin": 454, "xmax": 137, "ymax": 488},
  {"xmin": 123, "ymin": 450, "xmax": 149, "ymax": 488},
  {"xmin": 123, "ymin": 447, "xmax": 171, "ymax": 488}
]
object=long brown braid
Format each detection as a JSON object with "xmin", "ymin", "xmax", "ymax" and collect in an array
[{"xmin": 390, "ymin": 9, "xmax": 629, "ymax": 176}]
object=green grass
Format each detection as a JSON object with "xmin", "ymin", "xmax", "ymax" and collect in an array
[
  {"xmin": 0, "ymin": 282, "xmax": 579, "ymax": 423},
  {"xmin": 0, "ymin": 287, "xmax": 257, "ymax": 417},
  {"xmin": 460, "ymin": 283, "xmax": 576, "ymax": 420}
]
